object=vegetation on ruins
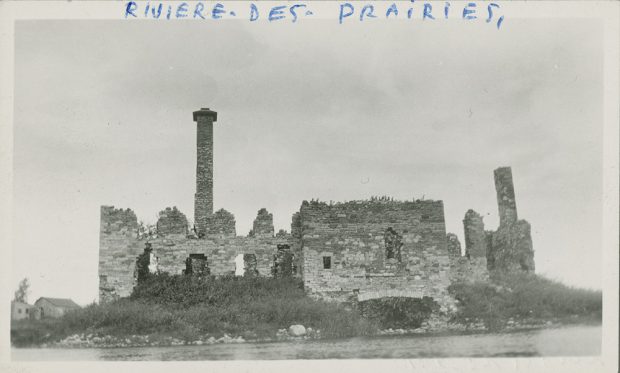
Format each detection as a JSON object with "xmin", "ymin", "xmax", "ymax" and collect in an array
[
  {"xmin": 448, "ymin": 272, "xmax": 602, "ymax": 331},
  {"xmin": 359, "ymin": 297, "xmax": 439, "ymax": 329},
  {"xmin": 134, "ymin": 244, "xmax": 155, "ymax": 284}
]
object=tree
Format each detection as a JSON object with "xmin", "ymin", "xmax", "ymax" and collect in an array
[{"xmin": 14, "ymin": 278, "xmax": 30, "ymax": 303}]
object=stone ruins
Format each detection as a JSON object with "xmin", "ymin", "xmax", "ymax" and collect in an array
[{"xmin": 98, "ymin": 108, "xmax": 535, "ymax": 311}]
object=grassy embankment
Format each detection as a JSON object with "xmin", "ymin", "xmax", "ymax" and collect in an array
[
  {"xmin": 448, "ymin": 272, "xmax": 602, "ymax": 330},
  {"xmin": 11, "ymin": 272, "xmax": 602, "ymax": 347},
  {"xmin": 11, "ymin": 275, "xmax": 377, "ymax": 347}
]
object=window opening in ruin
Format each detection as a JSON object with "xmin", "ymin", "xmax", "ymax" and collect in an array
[
  {"xmin": 234, "ymin": 254, "xmax": 244, "ymax": 276},
  {"xmin": 185, "ymin": 253, "xmax": 209, "ymax": 276},
  {"xmin": 323, "ymin": 256, "xmax": 332, "ymax": 269},
  {"xmin": 244, "ymin": 254, "xmax": 259, "ymax": 277},
  {"xmin": 384, "ymin": 227, "xmax": 403, "ymax": 262}
]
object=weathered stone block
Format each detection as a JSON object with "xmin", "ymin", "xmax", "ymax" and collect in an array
[
  {"xmin": 205, "ymin": 208, "xmax": 236, "ymax": 237},
  {"xmin": 156, "ymin": 207, "xmax": 188, "ymax": 235},
  {"xmin": 252, "ymin": 208, "xmax": 274, "ymax": 237},
  {"xmin": 463, "ymin": 210, "xmax": 486, "ymax": 258},
  {"xmin": 494, "ymin": 167, "xmax": 518, "ymax": 226}
]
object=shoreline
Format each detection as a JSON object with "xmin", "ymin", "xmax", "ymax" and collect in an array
[{"xmin": 13, "ymin": 319, "xmax": 601, "ymax": 350}]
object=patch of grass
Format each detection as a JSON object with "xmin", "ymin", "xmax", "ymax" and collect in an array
[
  {"xmin": 448, "ymin": 272, "xmax": 602, "ymax": 330},
  {"xmin": 11, "ymin": 276, "xmax": 378, "ymax": 347}
]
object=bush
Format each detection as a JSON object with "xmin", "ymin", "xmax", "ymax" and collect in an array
[
  {"xmin": 359, "ymin": 297, "xmax": 439, "ymax": 329},
  {"xmin": 129, "ymin": 274, "xmax": 377, "ymax": 338},
  {"xmin": 130, "ymin": 273, "xmax": 307, "ymax": 308}
]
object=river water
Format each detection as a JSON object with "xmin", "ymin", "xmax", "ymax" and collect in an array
[{"xmin": 12, "ymin": 325, "xmax": 600, "ymax": 361}]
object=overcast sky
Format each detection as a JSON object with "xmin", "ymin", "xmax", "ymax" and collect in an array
[{"xmin": 12, "ymin": 18, "xmax": 603, "ymax": 304}]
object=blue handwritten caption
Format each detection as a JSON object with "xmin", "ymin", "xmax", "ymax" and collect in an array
[{"xmin": 124, "ymin": 1, "xmax": 504, "ymax": 29}]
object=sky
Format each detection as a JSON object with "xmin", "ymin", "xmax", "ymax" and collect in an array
[{"xmin": 11, "ymin": 18, "xmax": 603, "ymax": 305}]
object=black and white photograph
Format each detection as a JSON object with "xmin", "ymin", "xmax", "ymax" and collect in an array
[{"xmin": 1, "ymin": 1, "xmax": 618, "ymax": 371}]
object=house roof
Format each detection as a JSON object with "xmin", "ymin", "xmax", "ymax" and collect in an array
[{"xmin": 36, "ymin": 297, "xmax": 81, "ymax": 309}]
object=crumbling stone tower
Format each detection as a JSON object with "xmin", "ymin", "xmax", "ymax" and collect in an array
[
  {"xmin": 463, "ymin": 209, "xmax": 486, "ymax": 259},
  {"xmin": 487, "ymin": 167, "xmax": 535, "ymax": 273},
  {"xmin": 193, "ymin": 108, "xmax": 218, "ymax": 236},
  {"xmin": 494, "ymin": 167, "xmax": 518, "ymax": 225}
]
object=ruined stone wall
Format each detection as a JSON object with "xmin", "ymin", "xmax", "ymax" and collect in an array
[
  {"xmin": 488, "ymin": 220, "xmax": 535, "ymax": 273},
  {"xmin": 99, "ymin": 206, "xmax": 143, "ymax": 302},
  {"xmin": 205, "ymin": 209, "xmax": 236, "ymax": 238},
  {"xmin": 99, "ymin": 205, "xmax": 299, "ymax": 302},
  {"xmin": 290, "ymin": 212, "xmax": 304, "ymax": 277},
  {"xmin": 494, "ymin": 167, "xmax": 518, "ymax": 226},
  {"xmin": 446, "ymin": 233, "xmax": 462, "ymax": 257},
  {"xmin": 463, "ymin": 209, "xmax": 487, "ymax": 259},
  {"xmin": 449, "ymin": 256, "xmax": 489, "ymax": 284},
  {"xmin": 156, "ymin": 207, "xmax": 188, "ymax": 235},
  {"xmin": 150, "ymin": 235, "xmax": 293, "ymax": 277},
  {"xmin": 252, "ymin": 208, "xmax": 274, "ymax": 238},
  {"xmin": 299, "ymin": 199, "xmax": 456, "ymax": 310},
  {"xmin": 486, "ymin": 167, "xmax": 535, "ymax": 273}
]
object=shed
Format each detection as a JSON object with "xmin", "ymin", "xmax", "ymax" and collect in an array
[{"xmin": 34, "ymin": 297, "xmax": 81, "ymax": 318}]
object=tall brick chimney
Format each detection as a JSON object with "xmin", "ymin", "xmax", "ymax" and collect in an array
[
  {"xmin": 193, "ymin": 107, "xmax": 218, "ymax": 236},
  {"xmin": 494, "ymin": 167, "xmax": 518, "ymax": 226}
]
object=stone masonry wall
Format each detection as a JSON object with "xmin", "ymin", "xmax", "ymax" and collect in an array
[
  {"xmin": 152, "ymin": 235, "xmax": 293, "ymax": 278},
  {"xmin": 205, "ymin": 208, "xmax": 236, "ymax": 238},
  {"xmin": 99, "ymin": 206, "xmax": 142, "ymax": 302},
  {"xmin": 100, "ymin": 200, "xmax": 492, "ymax": 305},
  {"xmin": 252, "ymin": 208, "xmax": 274, "ymax": 238},
  {"xmin": 488, "ymin": 220, "xmax": 535, "ymax": 273},
  {"xmin": 446, "ymin": 233, "xmax": 461, "ymax": 257},
  {"xmin": 99, "ymin": 205, "xmax": 298, "ymax": 302},
  {"xmin": 486, "ymin": 167, "xmax": 535, "ymax": 273},
  {"xmin": 449, "ymin": 256, "xmax": 489, "ymax": 284},
  {"xmin": 156, "ymin": 207, "xmax": 188, "ymax": 235},
  {"xmin": 299, "ymin": 199, "xmax": 457, "ymax": 311},
  {"xmin": 290, "ymin": 212, "xmax": 304, "ymax": 277},
  {"xmin": 463, "ymin": 209, "xmax": 486, "ymax": 259},
  {"xmin": 494, "ymin": 167, "xmax": 518, "ymax": 226}
]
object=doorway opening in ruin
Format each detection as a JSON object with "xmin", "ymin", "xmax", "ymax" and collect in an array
[
  {"xmin": 185, "ymin": 253, "xmax": 209, "ymax": 276},
  {"xmin": 244, "ymin": 254, "xmax": 259, "ymax": 277},
  {"xmin": 234, "ymin": 254, "xmax": 244, "ymax": 276},
  {"xmin": 273, "ymin": 244, "xmax": 295, "ymax": 278},
  {"xmin": 234, "ymin": 253, "xmax": 259, "ymax": 277}
]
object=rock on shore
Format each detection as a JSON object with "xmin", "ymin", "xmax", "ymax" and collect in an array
[{"xmin": 288, "ymin": 325, "xmax": 306, "ymax": 336}]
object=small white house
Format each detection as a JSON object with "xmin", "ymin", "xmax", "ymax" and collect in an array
[{"xmin": 11, "ymin": 301, "xmax": 37, "ymax": 321}]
